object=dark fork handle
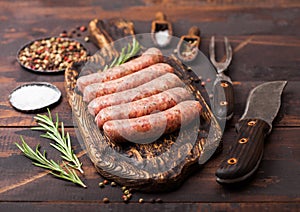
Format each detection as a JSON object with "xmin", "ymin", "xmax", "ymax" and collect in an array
[{"xmin": 212, "ymin": 75, "xmax": 234, "ymax": 120}]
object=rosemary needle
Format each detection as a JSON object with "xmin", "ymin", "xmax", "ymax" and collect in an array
[
  {"xmin": 103, "ymin": 38, "xmax": 141, "ymax": 71},
  {"xmin": 15, "ymin": 137, "xmax": 86, "ymax": 188},
  {"xmin": 31, "ymin": 109, "xmax": 83, "ymax": 174}
]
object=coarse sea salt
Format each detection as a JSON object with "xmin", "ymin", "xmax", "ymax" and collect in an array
[
  {"xmin": 154, "ymin": 30, "xmax": 170, "ymax": 47},
  {"xmin": 9, "ymin": 83, "xmax": 61, "ymax": 111}
]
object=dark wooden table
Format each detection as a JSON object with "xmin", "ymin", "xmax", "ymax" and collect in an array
[{"xmin": 1, "ymin": 1, "xmax": 299, "ymax": 211}]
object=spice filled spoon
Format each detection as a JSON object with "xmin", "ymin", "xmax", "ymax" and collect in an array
[
  {"xmin": 176, "ymin": 26, "xmax": 201, "ymax": 62},
  {"xmin": 151, "ymin": 11, "xmax": 173, "ymax": 48}
]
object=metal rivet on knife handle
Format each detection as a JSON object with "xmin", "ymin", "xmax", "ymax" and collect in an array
[
  {"xmin": 227, "ymin": 158, "xmax": 238, "ymax": 165},
  {"xmin": 247, "ymin": 120, "xmax": 257, "ymax": 126},
  {"xmin": 221, "ymin": 82, "xmax": 229, "ymax": 88},
  {"xmin": 220, "ymin": 101, "xmax": 228, "ymax": 106},
  {"xmin": 238, "ymin": 137, "xmax": 249, "ymax": 144}
]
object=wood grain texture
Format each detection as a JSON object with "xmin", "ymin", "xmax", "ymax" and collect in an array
[
  {"xmin": 1, "ymin": 128, "xmax": 299, "ymax": 201},
  {"xmin": 0, "ymin": 0, "xmax": 299, "ymax": 211},
  {"xmin": 1, "ymin": 202, "xmax": 300, "ymax": 212}
]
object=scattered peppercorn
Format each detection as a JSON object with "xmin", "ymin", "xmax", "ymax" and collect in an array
[
  {"xmin": 98, "ymin": 182, "xmax": 104, "ymax": 188},
  {"xmin": 201, "ymin": 81, "xmax": 206, "ymax": 86},
  {"xmin": 149, "ymin": 198, "xmax": 155, "ymax": 203},
  {"xmin": 18, "ymin": 37, "xmax": 87, "ymax": 72},
  {"xmin": 156, "ymin": 198, "xmax": 163, "ymax": 203},
  {"xmin": 84, "ymin": 36, "xmax": 89, "ymax": 42},
  {"xmin": 126, "ymin": 193, "xmax": 132, "ymax": 200},
  {"xmin": 103, "ymin": 197, "xmax": 110, "ymax": 203},
  {"xmin": 80, "ymin": 26, "xmax": 86, "ymax": 32},
  {"xmin": 97, "ymin": 181, "xmax": 162, "ymax": 205},
  {"xmin": 59, "ymin": 33, "xmax": 68, "ymax": 38},
  {"xmin": 122, "ymin": 195, "xmax": 129, "ymax": 203}
]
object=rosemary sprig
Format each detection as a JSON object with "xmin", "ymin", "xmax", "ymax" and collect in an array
[
  {"xmin": 103, "ymin": 38, "xmax": 141, "ymax": 71},
  {"xmin": 31, "ymin": 109, "xmax": 83, "ymax": 174},
  {"xmin": 15, "ymin": 137, "xmax": 86, "ymax": 188}
]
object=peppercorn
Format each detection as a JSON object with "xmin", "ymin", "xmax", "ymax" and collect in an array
[
  {"xmin": 59, "ymin": 33, "xmax": 68, "ymax": 37},
  {"xmin": 156, "ymin": 198, "xmax": 163, "ymax": 203},
  {"xmin": 149, "ymin": 198, "xmax": 155, "ymax": 203},
  {"xmin": 110, "ymin": 181, "xmax": 117, "ymax": 187},
  {"xmin": 79, "ymin": 26, "xmax": 86, "ymax": 32},
  {"xmin": 122, "ymin": 195, "xmax": 129, "ymax": 203},
  {"xmin": 103, "ymin": 180, "xmax": 109, "ymax": 185},
  {"xmin": 18, "ymin": 37, "xmax": 87, "ymax": 72},
  {"xmin": 126, "ymin": 193, "xmax": 132, "ymax": 200},
  {"xmin": 98, "ymin": 182, "xmax": 104, "ymax": 188},
  {"xmin": 138, "ymin": 198, "xmax": 144, "ymax": 203},
  {"xmin": 103, "ymin": 197, "xmax": 109, "ymax": 203}
]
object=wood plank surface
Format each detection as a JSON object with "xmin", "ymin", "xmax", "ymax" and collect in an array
[
  {"xmin": 1, "ymin": 202, "xmax": 300, "ymax": 212},
  {"xmin": 1, "ymin": 127, "xmax": 299, "ymax": 201},
  {"xmin": 0, "ymin": 0, "xmax": 299, "ymax": 211}
]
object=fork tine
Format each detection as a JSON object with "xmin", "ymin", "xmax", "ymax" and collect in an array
[
  {"xmin": 224, "ymin": 37, "xmax": 232, "ymax": 65},
  {"xmin": 209, "ymin": 36, "xmax": 232, "ymax": 73},
  {"xmin": 209, "ymin": 36, "xmax": 218, "ymax": 67}
]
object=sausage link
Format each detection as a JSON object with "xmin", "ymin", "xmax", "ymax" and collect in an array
[
  {"xmin": 88, "ymin": 73, "xmax": 185, "ymax": 116},
  {"xmin": 83, "ymin": 63, "xmax": 173, "ymax": 102},
  {"xmin": 96, "ymin": 87, "xmax": 193, "ymax": 128},
  {"xmin": 76, "ymin": 48, "xmax": 163, "ymax": 92},
  {"xmin": 103, "ymin": 100, "xmax": 202, "ymax": 144}
]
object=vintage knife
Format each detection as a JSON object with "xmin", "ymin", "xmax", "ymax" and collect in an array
[{"xmin": 215, "ymin": 81, "xmax": 287, "ymax": 184}]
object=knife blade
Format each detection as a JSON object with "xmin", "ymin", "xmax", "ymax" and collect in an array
[{"xmin": 215, "ymin": 81, "xmax": 287, "ymax": 184}]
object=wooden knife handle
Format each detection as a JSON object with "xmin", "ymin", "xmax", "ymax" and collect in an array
[
  {"xmin": 215, "ymin": 119, "xmax": 270, "ymax": 184},
  {"xmin": 212, "ymin": 77, "xmax": 234, "ymax": 120}
]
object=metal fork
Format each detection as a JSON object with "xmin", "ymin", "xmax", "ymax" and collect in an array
[{"xmin": 209, "ymin": 36, "xmax": 234, "ymax": 120}]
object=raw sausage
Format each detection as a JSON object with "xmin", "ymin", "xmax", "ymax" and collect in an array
[
  {"xmin": 96, "ymin": 87, "xmax": 193, "ymax": 128},
  {"xmin": 83, "ymin": 63, "xmax": 174, "ymax": 102},
  {"xmin": 88, "ymin": 73, "xmax": 185, "ymax": 116},
  {"xmin": 103, "ymin": 100, "xmax": 202, "ymax": 144},
  {"xmin": 76, "ymin": 48, "xmax": 163, "ymax": 92}
]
